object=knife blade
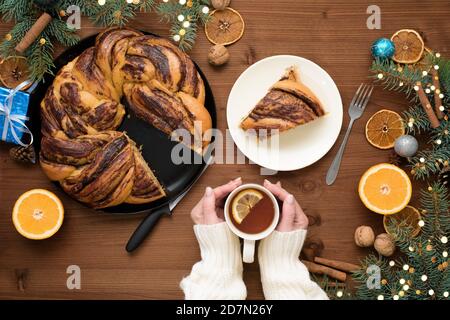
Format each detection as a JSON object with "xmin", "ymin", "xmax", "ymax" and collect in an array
[
  {"xmin": 126, "ymin": 152, "xmax": 214, "ymax": 252},
  {"xmin": 169, "ymin": 154, "xmax": 214, "ymax": 211}
]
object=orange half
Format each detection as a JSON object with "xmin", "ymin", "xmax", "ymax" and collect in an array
[
  {"xmin": 358, "ymin": 163, "xmax": 412, "ymax": 215},
  {"xmin": 12, "ymin": 189, "xmax": 64, "ymax": 240}
]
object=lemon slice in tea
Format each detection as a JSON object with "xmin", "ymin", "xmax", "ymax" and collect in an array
[{"xmin": 231, "ymin": 189, "xmax": 263, "ymax": 224}]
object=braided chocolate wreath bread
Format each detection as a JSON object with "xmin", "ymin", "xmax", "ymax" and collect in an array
[{"xmin": 40, "ymin": 28, "xmax": 212, "ymax": 209}]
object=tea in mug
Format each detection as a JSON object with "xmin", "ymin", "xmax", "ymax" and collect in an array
[{"xmin": 229, "ymin": 188, "xmax": 275, "ymax": 234}]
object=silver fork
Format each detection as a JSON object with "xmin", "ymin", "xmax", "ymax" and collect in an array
[{"xmin": 325, "ymin": 84, "xmax": 374, "ymax": 185}]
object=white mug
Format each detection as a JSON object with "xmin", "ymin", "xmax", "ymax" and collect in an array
[{"xmin": 224, "ymin": 183, "xmax": 280, "ymax": 263}]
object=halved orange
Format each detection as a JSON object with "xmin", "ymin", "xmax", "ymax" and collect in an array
[
  {"xmin": 358, "ymin": 163, "xmax": 412, "ymax": 215},
  {"xmin": 391, "ymin": 29, "xmax": 424, "ymax": 64},
  {"xmin": 383, "ymin": 205, "xmax": 421, "ymax": 238},
  {"xmin": 205, "ymin": 8, "xmax": 245, "ymax": 46},
  {"xmin": 231, "ymin": 189, "xmax": 263, "ymax": 224},
  {"xmin": 365, "ymin": 109, "xmax": 405, "ymax": 149},
  {"xmin": 12, "ymin": 189, "xmax": 64, "ymax": 240}
]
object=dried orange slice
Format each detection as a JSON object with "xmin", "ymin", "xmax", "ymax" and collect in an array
[
  {"xmin": 0, "ymin": 56, "xmax": 30, "ymax": 89},
  {"xmin": 365, "ymin": 109, "xmax": 405, "ymax": 149},
  {"xmin": 383, "ymin": 205, "xmax": 421, "ymax": 238},
  {"xmin": 391, "ymin": 29, "xmax": 424, "ymax": 64},
  {"xmin": 231, "ymin": 189, "xmax": 263, "ymax": 224},
  {"xmin": 205, "ymin": 8, "xmax": 245, "ymax": 46},
  {"xmin": 12, "ymin": 189, "xmax": 64, "ymax": 240},
  {"xmin": 358, "ymin": 163, "xmax": 412, "ymax": 215}
]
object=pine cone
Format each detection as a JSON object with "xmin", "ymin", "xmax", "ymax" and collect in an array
[{"xmin": 9, "ymin": 145, "xmax": 36, "ymax": 164}]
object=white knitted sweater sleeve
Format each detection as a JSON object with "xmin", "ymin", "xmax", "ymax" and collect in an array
[
  {"xmin": 258, "ymin": 229, "xmax": 329, "ymax": 300},
  {"xmin": 180, "ymin": 222, "xmax": 247, "ymax": 300}
]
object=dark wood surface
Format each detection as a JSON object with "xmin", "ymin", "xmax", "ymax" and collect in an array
[{"xmin": 1, "ymin": 0, "xmax": 449, "ymax": 299}]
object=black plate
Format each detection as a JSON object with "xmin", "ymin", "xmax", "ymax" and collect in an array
[{"xmin": 30, "ymin": 32, "xmax": 216, "ymax": 215}]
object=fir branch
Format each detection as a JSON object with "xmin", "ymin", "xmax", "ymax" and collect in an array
[
  {"xmin": 26, "ymin": 34, "xmax": 55, "ymax": 81},
  {"xmin": 0, "ymin": 0, "xmax": 34, "ymax": 22},
  {"xmin": 403, "ymin": 103, "xmax": 431, "ymax": 134},
  {"xmin": 47, "ymin": 18, "xmax": 79, "ymax": 47},
  {"xmin": 370, "ymin": 58, "xmax": 425, "ymax": 100},
  {"xmin": 157, "ymin": 0, "xmax": 210, "ymax": 51},
  {"xmin": 409, "ymin": 146, "xmax": 450, "ymax": 180},
  {"xmin": 0, "ymin": 18, "xmax": 35, "ymax": 57}
]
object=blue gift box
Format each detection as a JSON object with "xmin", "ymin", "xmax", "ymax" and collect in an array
[{"xmin": 0, "ymin": 86, "xmax": 31, "ymax": 145}]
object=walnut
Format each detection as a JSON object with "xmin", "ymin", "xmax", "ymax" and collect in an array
[
  {"xmin": 374, "ymin": 233, "xmax": 395, "ymax": 257},
  {"xmin": 208, "ymin": 44, "xmax": 230, "ymax": 66},
  {"xmin": 211, "ymin": 0, "xmax": 231, "ymax": 10},
  {"xmin": 354, "ymin": 225, "xmax": 375, "ymax": 247}
]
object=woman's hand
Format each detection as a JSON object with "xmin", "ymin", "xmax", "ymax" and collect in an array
[
  {"xmin": 191, "ymin": 177, "xmax": 242, "ymax": 225},
  {"xmin": 264, "ymin": 179, "xmax": 309, "ymax": 232}
]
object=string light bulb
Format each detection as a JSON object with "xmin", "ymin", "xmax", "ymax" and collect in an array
[
  {"xmin": 434, "ymin": 65, "xmax": 440, "ymax": 70},
  {"xmin": 126, "ymin": 0, "xmax": 133, "ymax": 4},
  {"xmin": 402, "ymin": 264, "xmax": 409, "ymax": 271},
  {"xmin": 421, "ymin": 274, "xmax": 428, "ymax": 282},
  {"xmin": 393, "ymin": 294, "xmax": 399, "ymax": 300},
  {"xmin": 377, "ymin": 295, "xmax": 384, "ymax": 300},
  {"xmin": 183, "ymin": 21, "xmax": 190, "ymax": 28},
  {"xmin": 179, "ymin": 0, "xmax": 187, "ymax": 4},
  {"xmin": 443, "ymin": 251, "xmax": 448, "ymax": 258},
  {"xmin": 399, "ymin": 278, "xmax": 406, "ymax": 285},
  {"xmin": 389, "ymin": 260, "xmax": 395, "ymax": 267},
  {"xmin": 336, "ymin": 290, "xmax": 343, "ymax": 298},
  {"xmin": 377, "ymin": 73, "xmax": 384, "ymax": 79},
  {"xmin": 179, "ymin": 29, "xmax": 186, "ymax": 36},
  {"xmin": 418, "ymin": 220, "xmax": 425, "ymax": 227},
  {"xmin": 441, "ymin": 236, "xmax": 448, "ymax": 244},
  {"xmin": 444, "ymin": 291, "xmax": 449, "ymax": 298},
  {"xmin": 173, "ymin": 34, "xmax": 181, "ymax": 42},
  {"xmin": 202, "ymin": 6, "xmax": 210, "ymax": 14},
  {"xmin": 429, "ymin": 289, "xmax": 435, "ymax": 296},
  {"xmin": 98, "ymin": 0, "xmax": 106, "ymax": 5},
  {"xmin": 177, "ymin": 14, "xmax": 185, "ymax": 21}
]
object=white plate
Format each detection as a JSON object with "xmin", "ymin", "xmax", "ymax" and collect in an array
[{"xmin": 227, "ymin": 55, "xmax": 343, "ymax": 171}]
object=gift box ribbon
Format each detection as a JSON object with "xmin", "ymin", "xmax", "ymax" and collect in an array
[{"xmin": 0, "ymin": 80, "xmax": 34, "ymax": 147}]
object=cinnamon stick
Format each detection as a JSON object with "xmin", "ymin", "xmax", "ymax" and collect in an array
[
  {"xmin": 301, "ymin": 260, "xmax": 347, "ymax": 282},
  {"xmin": 15, "ymin": 13, "xmax": 52, "ymax": 53},
  {"xmin": 314, "ymin": 256, "xmax": 360, "ymax": 273},
  {"xmin": 416, "ymin": 81, "xmax": 440, "ymax": 128},
  {"xmin": 431, "ymin": 69, "xmax": 444, "ymax": 119}
]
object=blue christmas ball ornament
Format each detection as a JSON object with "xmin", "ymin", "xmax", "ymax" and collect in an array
[{"xmin": 371, "ymin": 38, "xmax": 395, "ymax": 59}]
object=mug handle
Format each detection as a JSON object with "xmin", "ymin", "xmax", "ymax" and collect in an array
[{"xmin": 243, "ymin": 239, "xmax": 255, "ymax": 263}]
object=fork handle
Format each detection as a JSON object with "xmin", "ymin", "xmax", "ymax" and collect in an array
[{"xmin": 326, "ymin": 119, "xmax": 355, "ymax": 185}]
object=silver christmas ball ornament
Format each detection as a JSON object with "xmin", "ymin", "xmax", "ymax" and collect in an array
[{"xmin": 394, "ymin": 135, "xmax": 418, "ymax": 158}]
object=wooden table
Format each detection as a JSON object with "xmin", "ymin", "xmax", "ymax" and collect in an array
[{"xmin": 1, "ymin": 0, "xmax": 449, "ymax": 299}]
